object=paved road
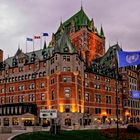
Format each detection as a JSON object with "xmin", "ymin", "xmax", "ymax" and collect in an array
[{"xmin": 0, "ymin": 132, "xmax": 20, "ymax": 140}]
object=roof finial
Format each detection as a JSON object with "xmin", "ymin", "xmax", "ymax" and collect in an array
[
  {"xmin": 100, "ymin": 24, "xmax": 104, "ymax": 37},
  {"xmin": 18, "ymin": 43, "xmax": 20, "ymax": 49},
  {"xmin": 81, "ymin": 0, "xmax": 83, "ymax": 10},
  {"xmin": 60, "ymin": 17, "xmax": 63, "ymax": 25},
  {"xmin": 43, "ymin": 40, "xmax": 47, "ymax": 49}
]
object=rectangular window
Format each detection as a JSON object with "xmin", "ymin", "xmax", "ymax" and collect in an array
[
  {"xmin": 95, "ymin": 94, "xmax": 101, "ymax": 103},
  {"xmin": 67, "ymin": 67, "xmax": 71, "ymax": 71},
  {"xmin": 95, "ymin": 108, "xmax": 101, "ymax": 114},
  {"xmin": 18, "ymin": 95, "xmax": 24, "ymax": 103},
  {"xmin": 29, "ymin": 84, "xmax": 35, "ymax": 90},
  {"xmin": 1, "ymin": 97, "xmax": 5, "ymax": 104},
  {"xmin": 85, "ymin": 107, "xmax": 90, "ymax": 114},
  {"xmin": 19, "ymin": 67, "xmax": 23, "ymax": 72},
  {"xmin": 85, "ymin": 82, "xmax": 89, "ymax": 87},
  {"xmin": 51, "ymin": 90, "xmax": 54, "ymax": 100},
  {"xmin": 116, "ymin": 109, "xmax": 121, "ymax": 115},
  {"xmin": 9, "ymin": 96, "xmax": 14, "ymax": 103},
  {"xmin": 85, "ymin": 93, "xmax": 89, "ymax": 101},
  {"xmin": 28, "ymin": 94, "xmax": 35, "ymax": 102},
  {"xmin": 50, "ymin": 78, "xmax": 55, "ymax": 85},
  {"xmin": 63, "ymin": 67, "xmax": 67, "ymax": 72},
  {"xmin": 40, "ymin": 83, "xmax": 45, "ymax": 88},
  {"xmin": 51, "ymin": 58, "xmax": 54, "ymax": 64},
  {"xmin": 94, "ymin": 84, "xmax": 100, "ymax": 89},
  {"xmin": 63, "ymin": 77, "xmax": 71, "ymax": 82},
  {"xmin": 106, "ymin": 95, "xmax": 111, "ymax": 104},
  {"xmin": 95, "ymin": 75, "xmax": 100, "ymax": 80},
  {"xmin": 116, "ymin": 97, "xmax": 120, "ymax": 104},
  {"xmin": 106, "ymin": 109, "xmax": 112, "ymax": 114},
  {"xmin": 41, "ymin": 93, "xmax": 45, "ymax": 100},
  {"xmin": 12, "ymin": 69, "xmax": 14, "ymax": 74},
  {"xmin": 63, "ymin": 56, "xmax": 70, "ymax": 61},
  {"xmin": 18, "ymin": 85, "xmax": 24, "ymax": 91},
  {"xmin": 29, "ymin": 65, "xmax": 32, "ymax": 70},
  {"xmin": 85, "ymin": 73, "xmax": 88, "ymax": 78},
  {"xmin": 1, "ymin": 88, "xmax": 5, "ymax": 93}
]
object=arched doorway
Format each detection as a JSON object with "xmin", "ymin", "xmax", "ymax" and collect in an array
[{"xmin": 65, "ymin": 118, "xmax": 71, "ymax": 126}]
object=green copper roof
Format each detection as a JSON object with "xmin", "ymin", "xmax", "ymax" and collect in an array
[
  {"xmin": 55, "ymin": 32, "xmax": 77, "ymax": 54},
  {"xmin": 55, "ymin": 8, "xmax": 93, "ymax": 39},
  {"xmin": 90, "ymin": 44, "xmax": 122, "ymax": 78}
]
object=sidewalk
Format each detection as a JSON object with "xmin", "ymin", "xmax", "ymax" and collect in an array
[{"xmin": 0, "ymin": 131, "xmax": 25, "ymax": 140}]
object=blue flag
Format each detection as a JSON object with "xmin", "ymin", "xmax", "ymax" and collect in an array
[
  {"xmin": 117, "ymin": 50, "xmax": 140, "ymax": 68},
  {"xmin": 43, "ymin": 33, "xmax": 49, "ymax": 36},
  {"xmin": 131, "ymin": 90, "xmax": 140, "ymax": 99},
  {"xmin": 27, "ymin": 38, "xmax": 33, "ymax": 41}
]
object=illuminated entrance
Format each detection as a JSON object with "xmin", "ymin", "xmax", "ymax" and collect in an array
[{"xmin": 21, "ymin": 113, "xmax": 36, "ymax": 126}]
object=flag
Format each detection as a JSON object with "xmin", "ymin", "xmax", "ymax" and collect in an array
[
  {"xmin": 34, "ymin": 36, "xmax": 41, "ymax": 39},
  {"xmin": 43, "ymin": 33, "xmax": 49, "ymax": 36},
  {"xmin": 27, "ymin": 38, "xmax": 33, "ymax": 41},
  {"xmin": 117, "ymin": 50, "xmax": 140, "ymax": 68},
  {"xmin": 131, "ymin": 90, "xmax": 140, "ymax": 99}
]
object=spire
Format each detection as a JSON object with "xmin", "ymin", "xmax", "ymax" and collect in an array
[
  {"xmin": 100, "ymin": 25, "xmax": 105, "ymax": 37},
  {"xmin": 18, "ymin": 43, "xmax": 20, "ymax": 49},
  {"xmin": 43, "ymin": 41, "xmax": 47, "ymax": 49},
  {"xmin": 81, "ymin": 0, "xmax": 83, "ymax": 10}
]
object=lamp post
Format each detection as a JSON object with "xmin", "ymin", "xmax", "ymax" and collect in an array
[
  {"xmin": 115, "ymin": 58, "xmax": 119, "ymax": 139},
  {"xmin": 34, "ymin": 61, "xmax": 40, "ymax": 125},
  {"xmin": 110, "ymin": 54, "xmax": 119, "ymax": 139}
]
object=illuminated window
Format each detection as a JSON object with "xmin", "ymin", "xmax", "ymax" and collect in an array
[
  {"xmin": 64, "ymin": 89, "xmax": 70, "ymax": 98},
  {"xmin": 12, "ymin": 117, "xmax": 19, "ymax": 125}
]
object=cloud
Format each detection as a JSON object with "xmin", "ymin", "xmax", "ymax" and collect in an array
[{"xmin": 0, "ymin": 0, "xmax": 140, "ymax": 59}]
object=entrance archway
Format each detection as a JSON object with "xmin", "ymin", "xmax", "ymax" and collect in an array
[{"xmin": 65, "ymin": 118, "xmax": 71, "ymax": 126}]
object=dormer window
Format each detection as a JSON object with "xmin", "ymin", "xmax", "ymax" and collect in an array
[
  {"xmin": 64, "ymin": 47, "xmax": 69, "ymax": 52},
  {"xmin": 19, "ymin": 58, "xmax": 24, "ymax": 63},
  {"xmin": 31, "ymin": 57, "xmax": 35, "ymax": 62},
  {"xmin": 12, "ymin": 58, "xmax": 17, "ymax": 66},
  {"xmin": 43, "ymin": 54, "xmax": 47, "ymax": 59}
]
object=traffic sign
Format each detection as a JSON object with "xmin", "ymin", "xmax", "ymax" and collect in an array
[{"xmin": 40, "ymin": 109, "xmax": 57, "ymax": 118}]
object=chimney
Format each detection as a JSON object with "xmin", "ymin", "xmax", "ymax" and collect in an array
[{"xmin": 0, "ymin": 49, "xmax": 3, "ymax": 63}]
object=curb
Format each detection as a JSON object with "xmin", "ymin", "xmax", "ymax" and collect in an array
[{"xmin": 7, "ymin": 132, "xmax": 28, "ymax": 140}]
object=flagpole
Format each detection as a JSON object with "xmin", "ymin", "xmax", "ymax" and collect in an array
[
  {"xmin": 40, "ymin": 35, "xmax": 42, "ymax": 49},
  {"xmin": 33, "ymin": 40, "xmax": 34, "ymax": 52},
  {"xmin": 26, "ymin": 39, "xmax": 27, "ymax": 53},
  {"xmin": 115, "ymin": 51, "xmax": 119, "ymax": 139}
]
